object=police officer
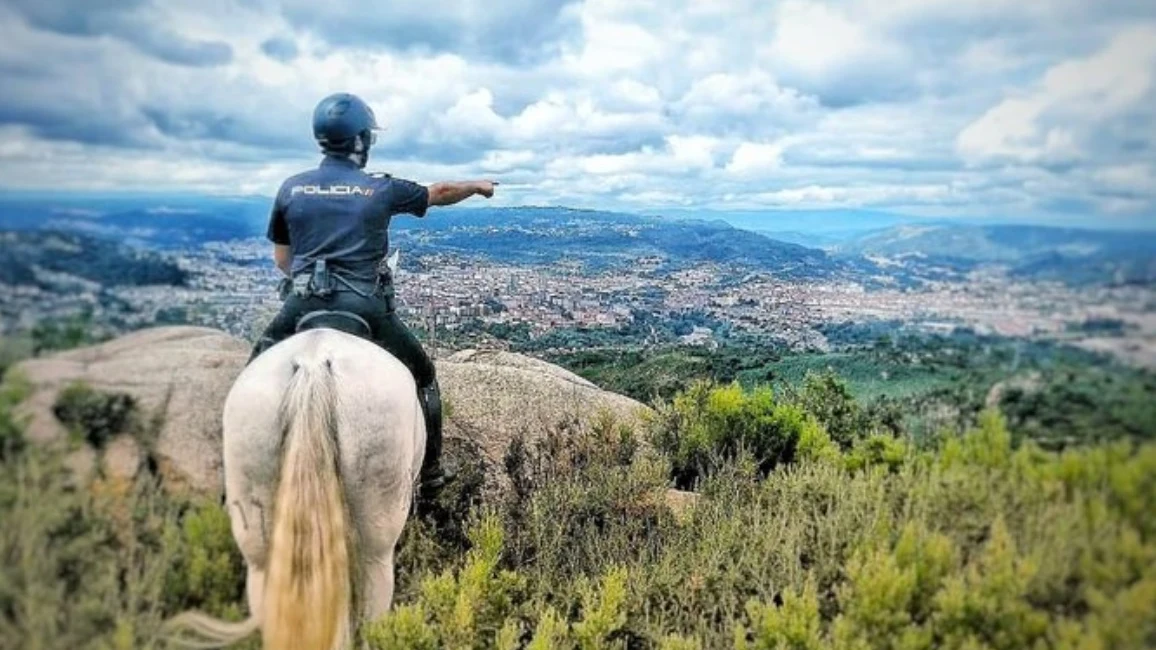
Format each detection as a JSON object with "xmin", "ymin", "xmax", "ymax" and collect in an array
[{"xmin": 249, "ymin": 92, "xmax": 497, "ymax": 514}]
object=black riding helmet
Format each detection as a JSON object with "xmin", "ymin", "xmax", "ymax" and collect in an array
[{"xmin": 312, "ymin": 92, "xmax": 381, "ymax": 168}]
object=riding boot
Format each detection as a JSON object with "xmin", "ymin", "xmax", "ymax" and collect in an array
[
  {"xmin": 416, "ymin": 378, "xmax": 451, "ymax": 510},
  {"xmin": 246, "ymin": 336, "xmax": 275, "ymax": 366}
]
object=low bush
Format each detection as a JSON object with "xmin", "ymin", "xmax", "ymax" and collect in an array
[
  {"xmin": 52, "ymin": 381, "xmax": 139, "ymax": 449},
  {"xmin": 0, "ymin": 444, "xmax": 248, "ymax": 650},
  {"xmin": 647, "ymin": 380, "xmax": 839, "ymax": 489},
  {"xmin": 0, "ymin": 369, "xmax": 31, "ymax": 460},
  {"xmin": 370, "ymin": 408, "xmax": 1155, "ymax": 649}
]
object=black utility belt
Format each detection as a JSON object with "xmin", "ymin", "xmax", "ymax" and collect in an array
[
  {"xmin": 279, "ymin": 260, "xmax": 388, "ymax": 301},
  {"xmin": 277, "ymin": 278, "xmax": 382, "ymax": 300}
]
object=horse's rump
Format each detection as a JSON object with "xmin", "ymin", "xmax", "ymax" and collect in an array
[{"xmin": 165, "ymin": 328, "xmax": 425, "ymax": 649}]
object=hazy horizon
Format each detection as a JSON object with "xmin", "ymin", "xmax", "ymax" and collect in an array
[{"xmin": 3, "ymin": 190, "xmax": 1155, "ymax": 235}]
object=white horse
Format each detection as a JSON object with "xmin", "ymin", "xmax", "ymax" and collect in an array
[{"xmin": 166, "ymin": 326, "xmax": 426, "ymax": 650}]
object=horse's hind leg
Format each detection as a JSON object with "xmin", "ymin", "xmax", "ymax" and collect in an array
[
  {"xmin": 245, "ymin": 565, "xmax": 266, "ymax": 618},
  {"xmin": 361, "ymin": 491, "xmax": 412, "ymax": 616},
  {"xmin": 227, "ymin": 497, "xmax": 270, "ymax": 621},
  {"xmin": 363, "ymin": 550, "xmax": 396, "ymax": 621},
  {"xmin": 221, "ymin": 364, "xmax": 285, "ymax": 628},
  {"xmin": 356, "ymin": 484, "xmax": 412, "ymax": 623}
]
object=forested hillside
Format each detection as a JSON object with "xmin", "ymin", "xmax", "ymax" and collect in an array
[{"xmin": 0, "ymin": 230, "xmax": 188, "ymax": 288}]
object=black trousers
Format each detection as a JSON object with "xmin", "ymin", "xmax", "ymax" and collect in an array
[{"xmin": 249, "ymin": 288, "xmax": 443, "ymax": 476}]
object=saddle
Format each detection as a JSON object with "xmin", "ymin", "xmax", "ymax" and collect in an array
[{"xmin": 295, "ymin": 309, "xmax": 372, "ymax": 338}]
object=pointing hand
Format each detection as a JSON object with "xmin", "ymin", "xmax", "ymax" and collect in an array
[{"xmin": 475, "ymin": 180, "xmax": 499, "ymax": 199}]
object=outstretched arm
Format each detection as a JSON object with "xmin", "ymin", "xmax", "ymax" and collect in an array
[{"xmin": 427, "ymin": 180, "xmax": 498, "ymax": 207}]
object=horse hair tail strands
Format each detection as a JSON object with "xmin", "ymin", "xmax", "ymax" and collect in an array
[
  {"xmin": 163, "ymin": 357, "xmax": 358, "ymax": 650},
  {"xmin": 262, "ymin": 357, "xmax": 357, "ymax": 650}
]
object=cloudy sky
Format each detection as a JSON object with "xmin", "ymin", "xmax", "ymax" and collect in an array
[{"xmin": 0, "ymin": 0, "xmax": 1154, "ymax": 227}]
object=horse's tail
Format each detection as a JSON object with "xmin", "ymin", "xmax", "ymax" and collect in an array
[
  {"xmin": 164, "ymin": 357, "xmax": 355, "ymax": 650},
  {"xmin": 262, "ymin": 357, "xmax": 356, "ymax": 650}
]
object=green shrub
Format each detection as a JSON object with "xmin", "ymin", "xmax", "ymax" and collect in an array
[
  {"xmin": 375, "ymin": 392, "xmax": 1156, "ymax": 647},
  {"xmin": 497, "ymin": 413, "xmax": 673, "ymax": 594},
  {"xmin": 52, "ymin": 381, "xmax": 138, "ymax": 449},
  {"xmin": 0, "ymin": 378, "xmax": 247, "ymax": 650},
  {"xmin": 0, "ymin": 369, "xmax": 31, "ymax": 460},
  {"xmin": 30, "ymin": 312, "xmax": 106, "ymax": 355},
  {"xmin": 792, "ymin": 370, "xmax": 873, "ymax": 449},
  {"xmin": 162, "ymin": 499, "xmax": 247, "ymax": 617},
  {"xmin": 648, "ymin": 380, "xmax": 838, "ymax": 488},
  {"xmin": 844, "ymin": 433, "xmax": 909, "ymax": 473},
  {"xmin": 0, "ymin": 443, "xmax": 248, "ymax": 649},
  {"xmin": 730, "ymin": 431, "xmax": 1156, "ymax": 649},
  {"xmin": 369, "ymin": 513, "xmax": 632, "ymax": 650}
]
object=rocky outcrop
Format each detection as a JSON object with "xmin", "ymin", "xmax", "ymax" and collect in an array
[
  {"xmin": 12, "ymin": 327, "xmax": 653, "ymax": 496},
  {"xmin": 14, "ymin": 326, "xmax": 250, "ymax": 492},
  {"xmin": 439, "ymin": 348, "xmax": 652, "ymax": 480}
]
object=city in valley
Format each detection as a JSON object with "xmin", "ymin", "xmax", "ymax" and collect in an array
[{"xmin": 7, "ymin": 235, "xmax": 1154, "ymax": 370}]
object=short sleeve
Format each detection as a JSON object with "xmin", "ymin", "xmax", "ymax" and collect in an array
[
  {"xmin": 388, "ymin": 177, "xmax": 429, "ymax": 218},
  {"xmin": 266, "ymin": 184, "xmax": 291, "ymax": 245}
]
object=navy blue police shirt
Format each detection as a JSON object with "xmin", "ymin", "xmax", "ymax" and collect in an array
[{"xmin": 266, "ymin": 155, "xmax": 429, "ymax": 282}]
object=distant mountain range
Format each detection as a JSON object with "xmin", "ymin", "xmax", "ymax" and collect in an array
[
  {"xmin": 0, "ymin": 197, "xmax": 841, "ymax": 280},
  {"xmin": 655, "ymin": 208, "xmax": 934, "ymax": 248},
  {"xmin": 833, "ymin": 224, "xmax": 1156, "ymax": 285},
  {"xmin": 389, "ymin": 207, "xmax": 835, "ymax": 278},
  {"xmin": 0, "ymin": 194, "xmax": 271, "ymax": 247},
  {"xmin": 0, "ymin": 194, "xmax": 1152, "ymax": 287}
]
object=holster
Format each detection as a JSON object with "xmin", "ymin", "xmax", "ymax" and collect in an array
[
  {"xmin": 277, "ymin": 277, "xmax": 292, "ymax": 301},
  {"xmin": 279, "ymin": 260, "xmax": 337, "ymax": 301}
]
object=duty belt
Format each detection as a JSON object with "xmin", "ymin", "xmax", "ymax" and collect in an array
[{"xmin": 278, "ymin": 259, "xmax": 387, "ymax": 301}]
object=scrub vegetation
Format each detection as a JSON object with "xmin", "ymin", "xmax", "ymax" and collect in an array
[{"xmin": 1, "ymin": 342, "xmax": 1152, "ymax": 648}]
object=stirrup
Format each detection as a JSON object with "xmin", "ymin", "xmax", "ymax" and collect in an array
[
  {"xmin": 413, "ymin": 474, "xmax": 446, "ymax": 518},
  {"xmin": 419, "ymin": 468, "xmax": 450, "ymax": 491}
]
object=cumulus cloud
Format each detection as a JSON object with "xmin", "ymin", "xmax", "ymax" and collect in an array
[
  {"xmin": 762, "ymin": 0, "xmax": 915, "ymax": 106},
  {"xmin": 957, "ymin": 25, "xmax": 1156, "ymax": 166},
  {"xmin": 726, "ymin": 142, "xmax": 788, "ymax": 176},
  {"xmin": 277, "ymin": 0, "xmax": 580, "ymax": 65},
  {"xmin": 0, "ymin": 0, "xmax": 1152, "ymax": 226},
  {"xmin": 5, "ymin": 0, "xmax": 233, "ymax": 67}
]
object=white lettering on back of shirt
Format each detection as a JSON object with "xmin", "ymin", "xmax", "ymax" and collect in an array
[{"xmin": 290, "ymin": 185, "xmax": 375, "ymax": 197}]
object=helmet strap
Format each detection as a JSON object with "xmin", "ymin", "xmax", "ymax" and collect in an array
[{"xmin": 350, "ymin": 132, "xmax": 371, "ymax": 168}]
